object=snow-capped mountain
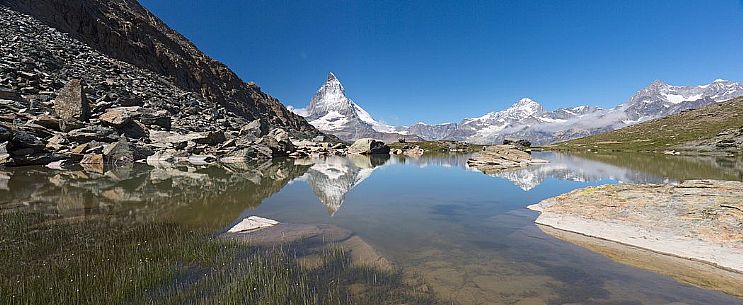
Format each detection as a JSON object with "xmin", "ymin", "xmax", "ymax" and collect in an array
[
  {"xmin": 441, "ymin": 79, "xmax": 743, "ymax": 145},
  {"xmin": 404, "ymin": 122, "xmax": 459, "ymax": 140},
  {"xmin": 445, "ymin": 98, "xmax": 603, "ymax": 144},
  {"xmin": 290, "ymin": 73, "xmax": 420, "ymax": 142},
  {"xmin": 293, "ymin": 75, "xmax": 743, "ymax": 145},
  {"xmin": 620, "ymin": 79, "xmax": 743, "ymax": 121}
]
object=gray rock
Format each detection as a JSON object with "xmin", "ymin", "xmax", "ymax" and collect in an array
[
  {"xmin": 45, "ymin": 134, "xmax": 68, "ymax": 150},
  {"xmin": 348, "ymin": 138, "xmax": 390, "ymax": 155},
  {"xmin": 240, "ymin": 119, "xmax": 269, "ymax": 138},
  {"xmin": 53, "ymin": 79, "xmax": 90, "ymax": 131},
  {"xmin": 221, "ymin": 145, "xmax": 273, "ymax": 162},
  {"xmin": 102, "ymin": 137, "xmax": 133, "ymax": 164},
  {"xmin": 99, "ymin": 108, "xmax": 132, "ymax": 127},
  {"xmin": 259, "ymin": 129, "xmax": 296, "ymax": 156},
  {"xmin": 67, "ymin": 126, "xmax": 118, "ymax": 143}
]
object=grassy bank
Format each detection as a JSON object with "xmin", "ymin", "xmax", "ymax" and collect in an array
[
  {"xmin": 548, "ymin": 97, "xmax": 743, "ymax": 153},
  {"xmin": 0, "ymin": 211, "xmax": 451, "ymax": 305}
]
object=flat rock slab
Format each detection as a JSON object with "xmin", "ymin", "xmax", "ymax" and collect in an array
[
  {"xmin": 227, "ymin": 216, "xmax": 279, "ymax": 233},
  {"xmin": 538, "ymin": 225, "xmax": 743, "ymax": 298},
  {"xmin": 222, "ymin": 219, "xmax": 392, "ymax": 270},
  {"xmin": 528, "ymin": 179, "xmax": 743, "ymax": 273}
]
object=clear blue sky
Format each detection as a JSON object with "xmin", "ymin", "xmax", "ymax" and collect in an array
[{"xmin": 140, "ymin": 0, "xmax": 743, "ymax": 125}]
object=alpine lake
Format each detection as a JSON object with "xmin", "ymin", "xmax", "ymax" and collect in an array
[{"xmin": 2, "ymin": 151, "xmax": 742, "ymax": 305}]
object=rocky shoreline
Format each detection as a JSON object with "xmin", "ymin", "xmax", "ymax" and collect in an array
[{"xmin": 528, "ymin": 180, "xmax": 743, "ymax": 274}]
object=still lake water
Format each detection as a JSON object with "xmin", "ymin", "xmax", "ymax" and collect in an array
[{"xmin": 2, "ymin": 152, "xmax": 742, "ymax": 304}]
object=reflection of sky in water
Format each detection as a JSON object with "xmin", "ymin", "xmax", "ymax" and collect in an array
[
  {"xmin": 246, "ymin": 152, "xmax": 743, "ymax": 305},
  {"xmin": 2, "ymin": 152, "xmax": 742, "ymax": 304}
]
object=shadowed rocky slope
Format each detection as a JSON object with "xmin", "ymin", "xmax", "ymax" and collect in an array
[{"xmin": 0, "ymin": 0, "xmax": 319, "ymax": 136}]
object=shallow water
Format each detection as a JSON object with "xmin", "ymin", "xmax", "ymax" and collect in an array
[{"xmin": 2, "ymin": 152, "xmax": 742, "ymax": 304}]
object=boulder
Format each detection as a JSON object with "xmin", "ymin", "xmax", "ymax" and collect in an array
[
  {"xmin": 221, "ymin": 145, "xmax": 273, "ymax": 162},
  {"xmin": 119, "ymin": 120, "xmax": 149, "ymax": 139},
  {"xmin": 139, "ymin": 110, "xmax": 171, "ymax": 130},
  {"xmin": 0, "ymin": 88, "xmax": 23, "ymax": 101},
  {"xmin": 146, "ymin": 150, "xmax": 175, "ymax": 164},
  {"xmin": 30, "ymin": 115, "xmax": 61, "ymax": 131},
  {"xmin": 259, "ymin": 128, "xmax": 296, "ymax": 156},
  {"xmin": 99, "ymin": 108, "xmax": 132, "ymax": 127},
  {"xmin": 102, "ymin": 137, "xmax": 133, "ymax": 164},
  {"xmin": 0, "ymin": 125, "xmax": 12, "ymax": 142},
  {"xmin": 0, "ymin": 142, "xmax": 11, "ymax": 165},
  {"xmin": 53, "ymin": 79, "xmax": 90, "ymax": 131},
  {"xmin": 404, "ymin": 146, "xmax": 424, "ymax": 157},
  {"xmin": 45, "ymin": 134, "xmax": 68, "ymax": 151},
  {"xmin": 240, "ymin": 119, "xmax": 269, "ymax": 138},
  {"xmin": 11, "ymin": 152, "xmax": 66, "ymax": 166},
  {"xmin": 67, "ymin": 125, "xmax": 119, "ymax": 143},
  {"xmin": 348, "ymin": 138, "xmax": 390, "ymax": 155}
]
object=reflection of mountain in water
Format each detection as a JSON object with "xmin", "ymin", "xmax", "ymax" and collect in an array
[
  {"xmin": 302, "ymin": 155, "xmax": 390, "ymax": 215},
  {"xmin": 0, "ymin": 160, "xmax": 311, "ymax": 229},
  {"xmin": 389, "ymin": 153, "xmax": 471, "ymax": 169},
  {"xmin": 486, "ymin": 153, "xmax": 671, "ymax": 191}
]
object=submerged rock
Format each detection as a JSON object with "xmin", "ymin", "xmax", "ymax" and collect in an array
[{"xmin": 227, "ymin": 216, "xmax": 279, "ymax": 233}]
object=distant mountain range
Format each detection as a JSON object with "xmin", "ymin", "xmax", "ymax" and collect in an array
[{"xmin": 291, "ymin": 74, "xmax": 743, "ymax": 145}]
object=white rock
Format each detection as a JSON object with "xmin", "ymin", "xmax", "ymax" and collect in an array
[{"xmin": 228, "ymin": 216, "xmax": 279, "ymax": 233}]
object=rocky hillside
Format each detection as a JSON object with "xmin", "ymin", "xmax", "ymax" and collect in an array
[
  {"xmin": 0, "ymin": 3, "xmax": 339, "ymax": 167},
  {"xmin": 550, "ymin": 96, "xmax": 743, "ymax": 154},
  {"xmin": 0, "ymin": 0, "xmax": 320, "ymax": 136}
]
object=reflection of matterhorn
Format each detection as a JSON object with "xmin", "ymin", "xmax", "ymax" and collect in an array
[{"xmin": 303, "ymin": 155, "xmax": 390, "ymax": 215}]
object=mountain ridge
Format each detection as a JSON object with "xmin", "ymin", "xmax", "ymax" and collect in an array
[{"xmin": 294, "ymin": 74, "xmax": 743, "ymax": 144}]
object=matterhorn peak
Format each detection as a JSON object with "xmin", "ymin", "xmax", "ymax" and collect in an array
[{"xmin": 327, "ymin": 72, "xmax": 337, "ymax": 81}]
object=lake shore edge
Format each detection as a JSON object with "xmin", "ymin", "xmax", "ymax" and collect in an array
[{"xmin": 527, "ymin": 180, "xmax": 743, "ymax": 275}]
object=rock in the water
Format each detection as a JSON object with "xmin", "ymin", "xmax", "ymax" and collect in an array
[
  {"xmin": 466, "ymin": 144, "xmax": 542, "ymax": 174},
  {"xmin": 187, "ymin": 155, "xmax": 216, "ymax": 165},
  {"xmin": 45, "ymin": 159, "xmax": 76, "ymax": 170},
  {"xmin": 53, "ymin": 79, "xmax": 90, "ymax": 131},
  {"xmin": 80, "ymin": 153, "xmax": 103, "ymax": 165},
  {"xmin": 228, "ymin": 216, "xmax": 279, "ymax": 233},
  {"xmin": 348, "ymin": 138, "xmax": 390, "ymax": 155},
  {"xmin": 146, "ymin": 150, "xmax": 174, "ymax": 164}
]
